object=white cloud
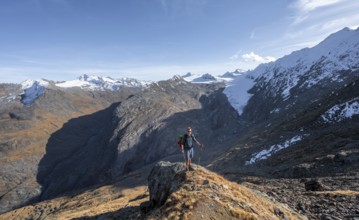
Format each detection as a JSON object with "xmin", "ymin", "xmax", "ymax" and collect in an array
[
  {"xmin": 290, "ymin": 0, "xmax": 343, "ymax": 25},
  {"xmin": 229, "ymin": 54, "xmax": 240, "ymax": 61},
  {"xmin": 292, "ymin": 0, "xmax": 342, "ymax": 12},
  {"xmin": 228, "ymin": 52, "xmax": 276, "ymax": 70},
  {"xmin": 241, "ymin": 52, "xmax": 276, "ymax": 63},
  {"xmin": 284, "ymin": 13, "xmax": 359, "ymax": 49},
  {"xmin": 276, "ymin": 0, "xmax": 359, "ymax": 56}
]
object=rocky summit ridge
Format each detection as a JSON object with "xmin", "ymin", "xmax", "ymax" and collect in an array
[
  {"xmin": 143, "ymin": 161, "xmax": 306, "ymax": 220},
  {"xmin": 1, "ymin": 161, "xmax": 307, "ymax": 220}
]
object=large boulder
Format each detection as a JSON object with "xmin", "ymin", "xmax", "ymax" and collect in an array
[
  {"xmin": 147, "ymin": 161, "xmax": 187, "ymax": 207},
  {"xmin": 304, "ymin": 179, "xmax": 329, "ymax": 191}
]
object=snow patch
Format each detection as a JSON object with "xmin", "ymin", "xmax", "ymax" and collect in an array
[
  {"xmin": 321, "ymin": 98, "xmax": 359, "ymax": 123},
  {"xmin": 223, "ymin": 73, "xmax": 256, "ymax": 115},
  {"xmin": 245, "ymin": 135, "xmax": 303, "ymax": 165},
  {"xmin": 20, "ymin": 80, "xmax": 48, "ymax": 105},
  {"xmin": 270, "ymin": 108, "xmax": 281, "ymax": 114},
  {"xmin": 0, "ymin": 95, "xmax": 17, "ymax": 103},
  {"xmin": 182, "ymin": 73, "xmax": 219, "ymax": 83}
]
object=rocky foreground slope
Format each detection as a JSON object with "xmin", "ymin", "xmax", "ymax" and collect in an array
[{"xmin": 0, "ymin": 161, "xmax": 306, "ymax": 220}]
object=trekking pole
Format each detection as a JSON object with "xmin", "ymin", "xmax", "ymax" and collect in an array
[
  {"xmin": 180, "ymin": 145, "xmax": 186, "ymax": 164},
  {"xmin": 197, "ymin": 144, "xmax": 203, "ymax": 168},
  {"xmin": 182, "ymin": 151, "xmax": 186, "ymax": 163}
]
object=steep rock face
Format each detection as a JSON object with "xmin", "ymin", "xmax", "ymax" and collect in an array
[{"xmin": 107, "ymin": 77, "xmax": 240, "ymax": 177}]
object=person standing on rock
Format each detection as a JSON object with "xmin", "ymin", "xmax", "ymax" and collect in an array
[{"xmin": 181, "ymin": 127, "xmax": 203, "ymax": 171}]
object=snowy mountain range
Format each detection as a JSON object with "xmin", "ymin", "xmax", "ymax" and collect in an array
[
  {"xmin": 55, "ymin": 74, "xmax": 151, "ymax": 90},
  {"xmin": 16, "ymin": 71, "xmax": 243, "ymax": 105},
  {"xmin": 17, "ymin": 74, "xmax": 150, "ymax": 105},
  {"xmin": 224, "ymin": 27, "xmax": 359, "ymax": 167},
  {"xmin": 181, "ymin": 70, "xmax": 246, "ymax": 83}
]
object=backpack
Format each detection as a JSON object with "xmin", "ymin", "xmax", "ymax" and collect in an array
[{"xmin": 177, "ymin": 135, "xmax": 183, "ymax": 150}]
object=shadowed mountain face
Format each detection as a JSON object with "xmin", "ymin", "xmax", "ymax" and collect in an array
[
  {"xmin": 0, "ymin": 85, "xmax": 141, "ymax": 213},
  {"xmin": 37, "ymin": 102, "xmax": 120, "ymax": 201},
  {"xmin": 107, "ymin": 78, "xmax": 241, "ymax": 178}
]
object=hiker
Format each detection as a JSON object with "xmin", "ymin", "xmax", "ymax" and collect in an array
[{"xmin": 181, "ymin": 127, "xmax": 203, "ymax": 171}]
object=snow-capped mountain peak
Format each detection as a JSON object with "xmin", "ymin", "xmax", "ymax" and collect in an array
[
  {"xmin": 220, "ymin": 69, "xmax": 247, "ymax": 78},
  {"xmin": 20, "ymin": 79, "xmax": 49, "ymax": 105},
  {"xmin": 56, "ymin": 74, "xmax": 151, "ymax": 90},
  {"xmin": 182, "ymin": 72, "xmax": 232, "ymax": 83}
]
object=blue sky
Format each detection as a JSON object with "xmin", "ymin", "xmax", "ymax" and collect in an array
[{"xmin": 1, "ymin": 0, "xmax": 359, "ymax": 83}]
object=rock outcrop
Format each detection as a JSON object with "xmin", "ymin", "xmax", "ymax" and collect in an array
[
  {"xmin": 144, "ymin": 161, "xmax": 306, "ymax": 220},
  {"xmin": 147, "ymin": 161, "xmax": 187, "ymax": 208}
]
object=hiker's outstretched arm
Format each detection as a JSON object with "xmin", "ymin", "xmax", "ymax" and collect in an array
[{"xmin": 192, "ymin": 135, "xmax": 202, "ymax": 147}]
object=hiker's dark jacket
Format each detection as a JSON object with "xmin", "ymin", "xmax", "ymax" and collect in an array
[{"xmin": 182, "ymin": 134, "xmax": 199, "ymax": 150}]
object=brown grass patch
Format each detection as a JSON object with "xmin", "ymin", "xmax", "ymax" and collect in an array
[{"xmin": 313, "ymin": 190, "xmax": 359, "ymax": 197}]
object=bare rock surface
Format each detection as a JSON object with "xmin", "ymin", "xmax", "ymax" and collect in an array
[{"xmin": 147, "ymin": 161, "xmax": 187, "ymax": 208}]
